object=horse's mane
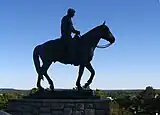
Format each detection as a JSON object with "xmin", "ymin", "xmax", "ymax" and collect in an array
[{"xmin": 81, "ymin": 25, "xmax": 102, "ymax": 39}]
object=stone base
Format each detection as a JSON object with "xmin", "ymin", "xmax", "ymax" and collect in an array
[
  {"xmin": 6, "ymin": 89, "xmax": 120, "ymax": 115},
  {"xmin": 23, "ymin": 89, "xmax": 100, "ymax": 99},
  {"xmin": 7, "ymin": 99, "xmax": 112, "ymax": 115}
]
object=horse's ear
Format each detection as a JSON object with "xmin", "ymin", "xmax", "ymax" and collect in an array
[{"xmin": 102, "ymin": 21, "xmax": 106, "ymax": 25}]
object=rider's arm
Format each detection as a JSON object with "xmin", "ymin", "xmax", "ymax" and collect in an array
[{"xmin": 69, "ymin": 19, "xmax": 79, "ymax": 34}]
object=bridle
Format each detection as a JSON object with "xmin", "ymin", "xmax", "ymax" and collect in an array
[
  {"xmin": 96, "ymin": 31, "xmax": 113, "ymax": 48},
  {"xmin": 76, "ymin": 33, "xmax": 112, "ymax": 49}
]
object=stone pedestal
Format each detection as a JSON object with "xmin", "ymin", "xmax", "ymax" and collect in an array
[
  {"xmin": 6, "ymin": 89, "xmax": 116, "ymax": 115},
  {"xmin": 23, "ymin": 89, "xmax": 99, "ymax": 99},
  {"xmin": 7, "ymin": 99, "xmax": 112, "ymax": 115}
]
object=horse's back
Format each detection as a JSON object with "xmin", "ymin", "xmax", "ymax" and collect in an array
[
  {"xmin": 37, "ymin": 38, "xmax": 62, "ymax": 55},
  {"xmin": 42, "ymin": 38, "xmax": 61, "ymax": 46}
]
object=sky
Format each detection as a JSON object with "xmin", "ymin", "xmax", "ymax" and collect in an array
[{"xmin": 0, "ymin": 0, "xmax": 160, "ymax": 90}]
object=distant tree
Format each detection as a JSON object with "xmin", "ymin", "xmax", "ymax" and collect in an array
[
  {"xmin": 133, "ymin": 86, "xmax": 158, "ymax": 114},
  {"xmin": 139, "ymin": 86, "xmax": 156, "ymax": 99}
]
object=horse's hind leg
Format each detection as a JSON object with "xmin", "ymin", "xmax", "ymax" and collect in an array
[
  {"xmin": 37, "ymin": 74, "xmax": 44, "ymax": 91},
  {"xmin": 36, "ymin": 67, "xmax": 44, "ymax": 91},
  {"xmin": 41, "ymin": 61, "xmax": 54, "ymax": 91}
]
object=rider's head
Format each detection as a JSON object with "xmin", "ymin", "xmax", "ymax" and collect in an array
[{"xmin": 67, "ymin": 8, "xmax": 75, "ymax": 18}]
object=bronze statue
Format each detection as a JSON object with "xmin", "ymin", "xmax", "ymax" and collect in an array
[{"xmin": 33, "ymin": 21, "xmax": 115, "ymax": 91}]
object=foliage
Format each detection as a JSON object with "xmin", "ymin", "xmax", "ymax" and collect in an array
[
  {"xmin": 0, "ymin": 92, "xmax": 23, "ymax": 110},
  {"xmin": 29, "ymin": 87, "xmax": 39, "ymax": 95},
  {"xmin": 95, "ymin": 86, "xmax": 160, "ymax": 114},
  {"xmin": 95, "ymin": 89, "xmax": 108, "ymax": 98},
  {"xmin": 114, "ymin": 86, "xmax": 160, "ymax": 114}
]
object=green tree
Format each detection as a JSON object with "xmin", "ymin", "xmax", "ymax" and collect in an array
[{"xmin": 95, "ymin": 89, "xmax": 108, "ymax": 98}]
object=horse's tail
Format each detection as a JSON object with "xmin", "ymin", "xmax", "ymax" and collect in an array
[{"xmin": 33, "ymin": 45, "xmax": 41, "ymax": 74}]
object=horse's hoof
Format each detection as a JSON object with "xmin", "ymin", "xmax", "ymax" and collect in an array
[
  {"xmin": 38, "ymin": 87, "xmax": 44, "ymax": 92},
  {"xmin": 50, "ymin": 85, "xmax": 54, "ymax": 91},
  {"xmin": 83, "ymin": 85, "xmax": 92, "ymax": 91},
  {"xmin": 77, "ymin": 86, "xmax": 84, "ymax": 91}
]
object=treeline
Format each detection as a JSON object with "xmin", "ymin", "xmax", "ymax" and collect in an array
[{"xmin": 96, "ymin": 86, "xmax": 160, "ymax": 114}]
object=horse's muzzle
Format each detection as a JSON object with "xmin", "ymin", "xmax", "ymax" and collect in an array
[{"xmin": 110, "ymin": 37, "xmax": 115, "ymax": 44}]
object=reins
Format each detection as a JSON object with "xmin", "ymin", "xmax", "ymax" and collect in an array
[
  {"xmin": 77, "ymin": 31, "xmax": 112, "ymax": 49},
  {"xmin": 96, "ymin": 43, "xmax": 111, "ymax": 48}
]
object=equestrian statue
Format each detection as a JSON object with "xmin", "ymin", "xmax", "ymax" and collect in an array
[{"xmin": 33, "ymin": 8, "xmax": 116, "ymax": 91}]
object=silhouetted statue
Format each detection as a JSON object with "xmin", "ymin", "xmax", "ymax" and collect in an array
[
  {"xmin": 61, "ymin": 8, "xmax": 80, "ymax": 64},
  {"xmin": 33, "ymin": 21, "xmax": 115, "ymax": 91}
]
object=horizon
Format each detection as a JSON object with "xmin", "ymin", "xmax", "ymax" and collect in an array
[
  {"xmin": 0, "ymin": 0, "xmax": 160, "ymax": 90},
  {"xmin": 0, "ymin": 87, "xmax": 155, "ymax": 91}
]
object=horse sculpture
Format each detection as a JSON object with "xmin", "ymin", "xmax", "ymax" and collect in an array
[{"xmin": 33, "ymin": 21, "xmax": 115, "ymax": 91}]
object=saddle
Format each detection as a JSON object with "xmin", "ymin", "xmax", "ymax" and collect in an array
[{"xmin": 60, "ymin": 35, "xmax": 81, "ymax": 65}]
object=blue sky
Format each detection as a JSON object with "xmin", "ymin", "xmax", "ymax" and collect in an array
[{"xmin": 0, "ymin": 0, "xmax": 160, "ymax": 90}]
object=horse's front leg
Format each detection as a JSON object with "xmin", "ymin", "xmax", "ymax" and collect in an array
[
  {"xmin": 76, "ymin": 65, "xmax": 85, "ymax": 90},
  {"xmin": 83, "ymin": 63, "xmax": 95, "ymax": 89}
]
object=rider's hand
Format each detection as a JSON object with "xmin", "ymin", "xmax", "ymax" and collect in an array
[{"xmin": 76, "ymin": 30, "xmax": 80, "ymax": 35}]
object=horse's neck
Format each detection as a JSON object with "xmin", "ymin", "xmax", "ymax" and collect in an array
[{"xmin": 81, "ymin": 26, "xmax": 101, "ymax": 49}]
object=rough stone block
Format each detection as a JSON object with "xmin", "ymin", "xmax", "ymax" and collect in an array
[
  {"xmin": 84, "ymin": 103, "xmax": 93, "ymax": 109},
  {"xmin": 94, "ymin": 102, "xmax": 108, "ymax": 109},
  {"xmin": 63, "ymin": 108, "xmax": 72, "ymax": 115},
  {"xmin": 72, "ymin": 110, "xmax": 84, "ymax": 115},
  {"xmin": 30, "ymin": 102, "xmax": 41, "ymax": 107},
  {"xmin": 39, "ymin": 113, "xmax": 52, "ymax": 115},
  {"xmin": 22, "ymin": 112, "xmax": 33, "ymax": 115},
  {"xmin": 51, "ymin": 111, "xmax": 63, "ymax": 115},
  {"xmin": 64, "ymin": 103, "xmax": 75, "ymax": 108},
  {"xmin": 84, "ymin": 109, "xmax": 95, "ymax": 115},
  {"xmin": 8, "ymin": 104, "xmax": 33, "ymax": 112},
  {"xmin": 39, "ymin": 107, "xmax": 50, "ymax": 112},
  {"xmin": 8, "ymin": 111, "xmax": 22, "ymax": 115},
  {"xmin": 95, "ymin": 110, "xmax": 106, "ymax": 115},
  {"xmin": 76, "ymin": 103, "xmax": 84, "ymax": 111},
  {"xmin": 32, "ymin": 108, "xmax": 39, "ymax": 115},
  {"xmin": 51, "ymin": 103, "xmax": 64, "ymax": 110},
  {"xmin": 42, "ymin": 102, "xmax": 52, "ymax": 107}
]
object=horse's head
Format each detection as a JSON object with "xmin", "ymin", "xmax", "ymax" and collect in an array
[{"xmin": 99, "ymin": 21, "xmax": 115, "ymax": 44}]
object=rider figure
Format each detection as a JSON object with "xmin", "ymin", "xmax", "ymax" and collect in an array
[
  {"xmin": 60, "ymin": 8, "xmax": 80, "ymax": 64},
  {"xmin": 61, "ymin": 8, "xmax": 80, "ymax": 40}
]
